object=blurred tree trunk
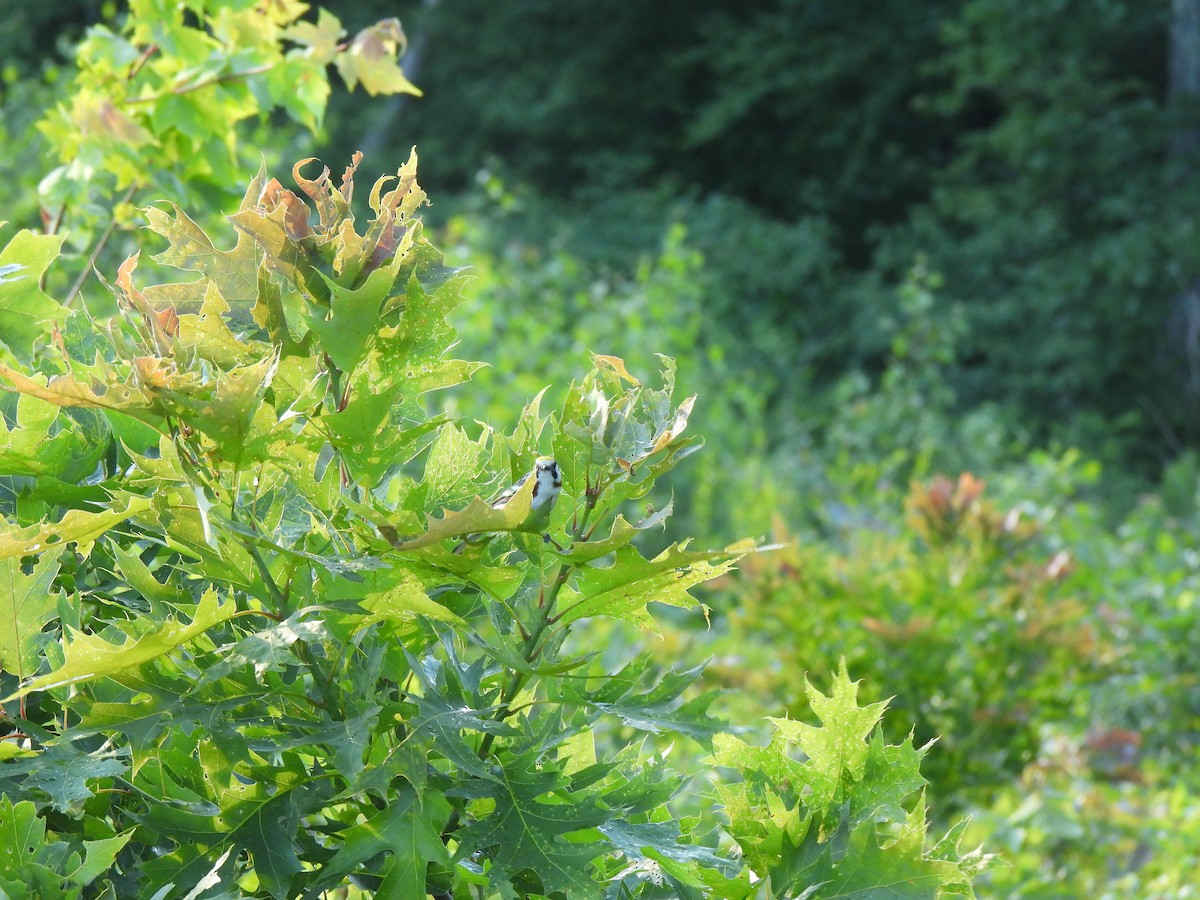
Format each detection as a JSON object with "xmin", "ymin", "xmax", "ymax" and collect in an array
[
  {"xmin": 358, "ymin": 0, "xmax": 440, "ymax": 160},
  {"xmin": 1171, "ymin": 0, "xmax": 1200, "ymax": 156},
  {"xmin": 1170, "ymin": 0, "xmax": 1200, "ymax": 442}
]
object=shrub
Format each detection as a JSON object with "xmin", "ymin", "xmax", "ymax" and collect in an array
[{"xmin": 0, "ymin": 153, "xmax": 984, "ymax": 897}]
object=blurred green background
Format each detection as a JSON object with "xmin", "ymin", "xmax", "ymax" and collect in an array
[{"xmin": 5, "ymin": 1, "xmax": 1200, "ymax": 894}]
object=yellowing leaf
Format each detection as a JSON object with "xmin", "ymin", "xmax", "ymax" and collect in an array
[
  {"xmin": 0, "ymin": 496, "xmax": 153, "ymax": 560},
  {"xmin": 4, "ymin": 588, "xmax": 234, "ymax": 701},
  {"xmin": 285, "ymin": 7, "xmax": 343, "ymax": 64},
  {"xmin": 335, "ymin": 19, "xmax": 422, "ymax": 97},
  {"xmin": 381, "ymin": 472, "xmax": 538, "ymax": 551},
  {"xmin": 0, "ymin": 362, "xmax": 159, "ymax": 423},
  {"xmin": 650, "ymin": 393, "xmax": 695, "ymax": 453},
  {"xmin": 145, "ymin": 201, "xmax": 261, "ymax": 306},
  {"xmin": 71, "ymin": 91, "xmax": 154, "ymax": 147},
  {"xmin": 593, "ymin": 355, "xmax": 640, "ymax": 385}
]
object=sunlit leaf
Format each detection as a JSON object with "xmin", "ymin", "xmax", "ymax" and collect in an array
[
  {"xmin": 557, "ymin": 541, "xmax": 750, "ymax": 631},
  {"xmin": 0, "ymin": 495, "xmax": 153, "ymax": 559},
  {"xmin": 335, "ymin": 19, "xmax": 421, "ymax": 96},
  {"xmin": 5, "ymin": 588, "xmax": 234, "ymax": 700},
  {"xmin": 0, "ymin": 551, "xmax": 61, "ymax": 680},
  {"xmin": 380, "ymin": 469, "xmax": 539, "ymax": 551},
  {"xmin": 0, "ymin": 230, "xmax": 67, "ymax": 358}
]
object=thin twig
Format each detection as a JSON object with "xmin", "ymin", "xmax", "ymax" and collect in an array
[
  {"xmin": 124, "ymin": 63, "xmax": 276, "ymax": 105},
  {"xmin": 64, "ymin": 183, "xmax": 139, "ymax": 309}
]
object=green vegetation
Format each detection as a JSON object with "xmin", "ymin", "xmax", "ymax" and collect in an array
[{"xmin": 1, "ymin": 0, "xmax": 1198, "ymax": 896}]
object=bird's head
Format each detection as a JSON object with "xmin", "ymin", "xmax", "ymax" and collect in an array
[{"xmin": 531, "ymin": 457, "xmax": 562, "ymax": 509}]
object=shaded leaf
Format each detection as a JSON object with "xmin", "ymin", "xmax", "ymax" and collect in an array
[
  {"xmin": 457, "ymin": 753, "xmax": 611, "ymax": 898},
  {"xmin": 313, "ymin": 787, "xmax": 451, "ymax": 896}
]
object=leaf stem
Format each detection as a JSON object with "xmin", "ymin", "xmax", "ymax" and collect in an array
[
  {"xmin": 440, "ymin": 469, "xmax": 607, "ymax": 849},
  {"xmin": 237, "ymin": 515, "xmax": 339, "ymax": 710}
]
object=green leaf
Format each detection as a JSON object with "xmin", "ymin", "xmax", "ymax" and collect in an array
[
  {"xmin": 457, "ymin": 752, "xmax": 611, "ymax": 898},
  {"xmin": 0, "ymin": 230, "xmax": 67, "ymax": 359},
  {"xmin": 2, "ymin": 739, "xmax": 127, "ymax": 816},
  {"xmin": 707, "ymin": 662, "xmax": 967, "ymax": 898},
  {"xmin": 407, "ymin": 650, "xmax": 518, "ymax": 781},
  {"xmin": 599, "ymin": 819, "xmax": 733, "ymax": 875},
  {"xmin": 770, "ymin": 662, "xmax": 891, "ymax": 809},
  {"xmin": 557, "ymin": 656, "xmax": 725, "ymax": 746},
  {"xmin": 219, "ymin": 761, "xmax": 322, "ymax": 899},
  {"xmin": 0, "ymin": 495, "xmax": 153, "ymax": 559},
  {"xmin": 0, "ymin": 797, "xmax": 52, "ymax": 885},
  {"xmin": 557, "ymin": 541, "xmax": 750, "ymax": 631},
  {"xmin": 312, "ymin": 787, "xmax": 451, "ymax": 896},
  {"xmin": 0, "ymin": 393, "xmax": 108, "ymax": 482},
  {"xmin": 555, "ymin": 504, "xmax": 674, "ymax": 564},
  {"xmin": 70, "ymin": 831, "xmax": 134, "ymax": 888},
  {"xmin": 0, "ymin": 550, "xmax": 61, "ymax": 681},
  {"xmin": 358, "ymin": 566, "xmax": 465, "ymax": 626},
  {"xmin": 809, "ymin": 816, "xmax": 953, "ymax": 899},
  {"xmin": 5, "ymin": 587, "xmax": 234, "ymax": 701},
  {"xmin": 304, "ymin": 266, "xmax": 393, "ymax": 371},
  {"xmin": 421, "ymin": 423, "xmax": 490, "ymax": 508},
  {"xmin": 159, "ymin": 353, "xmax": 280, "ymax": 464},
  {"xmin": 192, "ymin": 611, "xmax": 328, "ymax": 689},
  {"xmin": 109, "ymin": 541, "xmax": 188, "ymax": 606}
]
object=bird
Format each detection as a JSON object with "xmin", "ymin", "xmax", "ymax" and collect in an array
[{"xmin": 453, "ymin": 456, "xmax": 563, "ymax": 554}]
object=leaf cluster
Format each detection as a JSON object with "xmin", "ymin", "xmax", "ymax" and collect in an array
[
  {"xmin": 0, "ymin": 145, "xmax": 989, "ymax": 896},
  {"xmin": 0, "ymin": 3, "xmax": 988, "ymax": 887},
  {"xmin": 33, "ymin": 0, "xmax": 420, "ymax": 302}
]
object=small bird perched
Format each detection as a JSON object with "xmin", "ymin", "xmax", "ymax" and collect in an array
[{"xmin": 453, "ymin": 456, "xmax": 563, "ymax": 554}]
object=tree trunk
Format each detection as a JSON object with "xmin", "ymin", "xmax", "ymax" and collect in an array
[
  {"xmin": 1168, "ymin": 0, "xmax": 1200, "ymax": 442},
  {"xmin": 358, "ymin": 0, "xmax": 441, "ymax": 162},
  {"xmin": 1171, "ymin": 0, "xmax": 1200, "ymax": 156}
]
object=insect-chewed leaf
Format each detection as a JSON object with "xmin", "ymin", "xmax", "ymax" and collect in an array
[
  {"xmin": 0, "ymin": 552, "xmax": 61, "ymax": 682},
  {"xmin": 650, "ymin": 393, "xmax": 695, "ymax": 454},
  {"xmin": 227, "ymin": 199, "xmax": 321, "ymax": 304},
  {"xmin": 0, "ymin": 392, "xmax": 107, "ymax": 482},
  {"xmin": 292, "ymin": 157, "xmax": 351, "ymax": 232},
  {"xmin": 0, "ymin": 495, "xmax": 153, "ymax": 559},
  {"xmin": 144, "ymin": 202, "xmax": 261, "ymax": 306},
  {"xmin": 0, "ymin": 362, "xmax": 139, "ymax": 420}
]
